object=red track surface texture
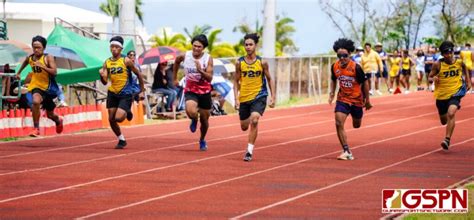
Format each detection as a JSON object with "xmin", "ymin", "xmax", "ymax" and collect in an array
[{"xmin": 0, "ymin": 92, "xmax": 473, "ymax": 219}]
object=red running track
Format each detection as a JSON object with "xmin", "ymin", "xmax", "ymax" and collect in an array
[{"xmin": 0, "ymin": 92, "xmax": 472, "ymax": 219}]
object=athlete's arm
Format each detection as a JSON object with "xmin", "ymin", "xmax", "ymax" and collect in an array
[
  {"xmin": 24, "ymin": 72, "xmax": 32, "ymax": 84},
  {"xmin": 99, "ymin": 62, "xmax": 108, "ymax": 85},
  {"xmin": 125, "ymin": 57, "xmax": 145, "ymax": 93},
  {"xmin": 428, "ymin": 61, "xmax": 440, "ymax": 84},
  {"xmin": 356, "ymin": 64, "xmax": 371, "ymax": 110},
  {"xmin": 197, "ymin": 56, "xmax": 213, "ymax": 82},
  {"xmin": 15, "ymin": 57, "xmax": 30, "ymax": 80},
  {"xmin": 234, "ymin": 59, "xmax": 241, "ymax": 110},
  {"xmin": 461, "ymin": 62, "xmax": 472, "ymax": 91},
  {"xmin": 376, "ymin": 53, "xmax": 383, "ymax": 73},
  {"xmin": 328, "ymin": 63, "xmax": 337, "ymax": 105},
  {"xmin": 263, "ymin": 60, "xmax": 276, "ymax": 108},
  {"xmin": 42, "ymin": 54, "xmax": 58, "ymax": 76},
  {"xmin": 173, "ymin": 55, "xmax": 184, "ymax": 87}
]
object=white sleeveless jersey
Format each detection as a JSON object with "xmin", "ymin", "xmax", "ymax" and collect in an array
[{"xmin": 183, "ymin": 51, "xmax": 212, "ymax": 94}]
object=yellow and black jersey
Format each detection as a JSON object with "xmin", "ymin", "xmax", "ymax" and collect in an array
[
  {"xmin": 434, "ymin": 59, "xmax": 465, "ymax": 100},
  {"xmin": 105, "ymin": 56, "xmax": 134, "ymax": 95},
  {"xmin": 28, "ymin": 54, "xmax": 56, "ymax": 92},
  {"xmin": 238, "ymin": 56, "xmax": 268, "ymax": 103}
]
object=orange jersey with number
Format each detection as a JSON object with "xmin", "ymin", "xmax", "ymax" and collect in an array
[{"xmin": 331, "ymin": 60, "xmax": 366, "ymax": 107}]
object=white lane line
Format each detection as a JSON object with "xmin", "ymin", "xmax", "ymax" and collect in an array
[
  {"xmin": 76, "ymin": 118, "xmax": 473, "ymax": 220},
  {"xmin": 0, "ymin": 104, "xmax": 443, "ymax": 204},
  {"xmin": 231, "ymin": 138, "xmax": 474, "ymax": 219},
  {"xmin": 0, "ymin": 102, "xmax": 434, "ymax": 175}
]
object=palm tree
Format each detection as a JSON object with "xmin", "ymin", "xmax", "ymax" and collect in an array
[
  {"xmin": 210, "ymin": 43, "xmax": 238, "ymax": 58},
  {"xmin": 275, "ymin": 16, "xmax": 297, "ymax": 54},
  {"xmin": 149, "ymin": 29, "xmax": 188, "ymax": 52},
  {"xmin": 233, "ymin": 15, "xmax": 297, "ymax": 56},
  {"xmin": 206, "ymin": 29, "xmax": 222, "ymax": 54},
  {"xmin": 100, "ymin": 0, "xmax": 119, "ymax": 32},
  {"xmin": 184, "ymin": 25, "xmax": 212, "ymax": 39},
  {"xmin": 99, "ymin": 0, "xmax": 144, "ymax": 32}
]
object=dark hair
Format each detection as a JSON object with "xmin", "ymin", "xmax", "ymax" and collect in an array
[
  {"xmin": 403, "ymin": 49, "xmax": 409, "ymax": 54},
  {"xmin": 333, "ymin": 38, "xmax": 355, "ymax": 53},
  {"xmin": 416, "ymin": 50, "xmax": 424, "ymax": 56},
  {"xmin": 110, "ymin": 36, "xmax": 124, "ymax": 45},
  {"xmin": 465, "ymin": 43, "xmax": 471, "ymax": 47},
  {"xmin": 439, "ymin": 41, "xmax": 454, "ymax": 54},
  {"xmin": 191, "ymin": 34, "xmax": 208, "ymax": 48},
  {"xmin": 127, "ymin": 50, "xmax": 136, "ymax": 56},
  {"xmin": 32, "ymin": 35, "xmax": 47, "ymax": 48},
  {"xmin": 364, "ymin": 42, "xmax": 372, "ymax": 47},
  {"xmin": 244, "ymin": 33, "xmax": 260, "ymax": 44}
]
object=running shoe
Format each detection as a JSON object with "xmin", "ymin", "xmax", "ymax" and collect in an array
[
  {"xmin": 115, "ymin": 140, "xmax": 127, "ymax": 149},
  {"xmin": 199, "ymin": 140, "xmax": 207, "ymax": 151},
  {"xmin": 243, "ymin": 152, "xmax": 253, "ymax": 162},
  {"xmin": 56, "ymin": 117, "xmax": 64, "ymax": 134},
  {"xmin": 190, "ymin": 118, "xmax": 198, "ymax": 133},
  {"xmin": 29, "ymin": 128, "xmax": 40, "ymax": 137},
  {"xmin": 441, "ymin": 139, "xmax": 450, "ymax": 151},
  {"xmin": 337, "ymin": 151, "xmax": 354, "ymax": 160}
]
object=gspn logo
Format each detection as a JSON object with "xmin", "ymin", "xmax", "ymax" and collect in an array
[{"xmin": 382, "ymin": 189, "xmax": 468, "ymax": 213}]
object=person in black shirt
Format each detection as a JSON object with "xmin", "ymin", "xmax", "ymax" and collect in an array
[{"xmin": 152, "ymin": 61, "xmax": 177, "ymax": 112}]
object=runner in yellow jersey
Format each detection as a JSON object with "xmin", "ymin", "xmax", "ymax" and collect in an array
[
  {"xmin": 429, "ymin": 41, "xmax": 471, "ymax": 150},
  {"xmin": 388, "ymin": 49, "xmax": 401, "ymax": 93},
  {"xmin": 234, "ymin": 33, "xmax": 275, "ymax": 162},
  {"xmin": 99, "ymin": 36, "xmax": 145, "ymax": 149},
  {"xmin": 16, "ymin": 35, "xmax": 63, "ymax": 137},
  {"xmin": 400, "ymin": 50, "xmax": 414, "ymax": 94},
  {"xmin": 460, "ymin": 43, "xmax": 473, "ymax": 92}
]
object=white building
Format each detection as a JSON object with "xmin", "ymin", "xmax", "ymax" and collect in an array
[{"xmin": 1, "ymin": 2, "xmax": 112, "ymax": 45}]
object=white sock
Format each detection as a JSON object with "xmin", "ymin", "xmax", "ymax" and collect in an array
[
  {"xmin": 118, "ymin": 134, "xmax": 125, "ymax": 141},
  {"xmin": 247, "ymin": 143, "xmax": 254, "ymax": 155}
]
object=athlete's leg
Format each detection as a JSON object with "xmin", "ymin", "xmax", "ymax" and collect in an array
[
  {"xmin": 108, "ymin": 108, "xmax": 122, "ymax": 136},
  {"xmin": 352, "ymin": 117, "xmax": 362, "ymax": 128},
  {"xmin": 444, "ymin": 105, "xmax": 458, "ymax": 139},
  {"xmin": 114, "ymin": 108, "xmax": 127, "ymax": 122},
  {"xmin": 31, "ymin": 92, "xmax": 43, "ymax": 129},
  {"xmin": 198, "ymin": 108, "xmax": 210, "ymax": 141},
  {"xmin": 240, "ymin": 118, "xmax": 251, "ymax": 131},
  {"xmin": 335, "ymin": 112, "xmax": 349, "ymax": 147},
  {"xmin": 248, "ymin": 112, "xmax": 261, "ymax": 145},
  {"xmin": 185, "ymin": 100, "xmax": 199, "ymax": 120}
]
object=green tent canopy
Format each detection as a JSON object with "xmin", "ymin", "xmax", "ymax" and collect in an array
[{"xmin": 16, "ymin": 25, "xmax": 135, "ymax": 85}]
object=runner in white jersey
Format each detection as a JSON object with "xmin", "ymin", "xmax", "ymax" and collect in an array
[{"xmin": 173, "ymin": 34, "xmax": 214, "ymax": 151}]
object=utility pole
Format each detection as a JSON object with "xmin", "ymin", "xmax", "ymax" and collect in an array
[
  {"xmin": 262, "ymin": 0, "xmax": 276, "ymax": 59},
  {"xmin": 262, "ymin": 0, "xmax": 276, "ymax": 102},
  {"xmin": 119, "ymin": 0, "xmax": 135, "ymax": 36}
]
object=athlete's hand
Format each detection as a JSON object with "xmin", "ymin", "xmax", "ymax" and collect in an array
[
  {"xmin": 364, "ymin": 100, "xmax": 373, "ymax": 110},
  {"xmin": 194, "ymin": 60, "xmax": 202, "ymax": 73},
  {"xmin": 268, "ymin": 96, "xmax": 275, "ymax": 108},
  {"xmin": 328, "ymin": 93, "xmax": 335, "ymax": 105},
  {"xmin": 433, "ymin": 75, "xmax": 439, "ymax": 85},
  {"xmin": 138, "ymin": 92, "xmax": 145, "ymax": 101},
  {"xmin": 173, "ymin": 79, "xmax": 179, "ymax": 87},
  {"xmin": 234, "ymin": 99, "xmax": 240, "ymax": 110},
  {"xmin": 99, "ymin": 68, "xmax": 107, "ymax": 78}
]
